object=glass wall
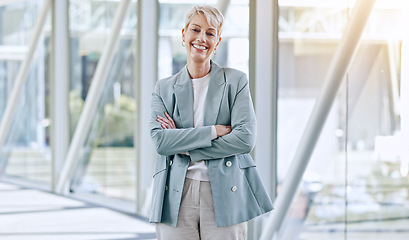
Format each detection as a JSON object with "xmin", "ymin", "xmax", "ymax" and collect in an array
[
  {"xmin": 68, "ymin": 0, "xmax": 138, "ymax": 204},
  {"xmin": 0, "ymin": 0, "xmax": 51, "ymax": 185},
  {"xmin": 276, "ymin": 0, "xmax": 409, "ymax": 239},
  {"xmin": 1, "ymin": 1, "xmax": 408, "ymax": 239},
  {"xmin": 345, "ymin": 1, "xmax": 409, "ymax": 238}
]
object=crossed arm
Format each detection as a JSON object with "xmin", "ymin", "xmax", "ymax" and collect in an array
[
  {"xmin": 157, "ymin": 112, "xmax": 231, "ymax": 138},
  {"xmin": 156, "ymin": 113, "xmax": 231, "ymax": 155},
  {"xmin": 150, "ymin": 75, "xmax": 256, "ymax": 160}
]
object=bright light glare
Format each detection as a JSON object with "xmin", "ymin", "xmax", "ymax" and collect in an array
[{"xmin": 376, "ymin": 0, "xmax": 409, "ymax": 9}]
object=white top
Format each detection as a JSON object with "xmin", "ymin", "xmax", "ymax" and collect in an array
[{"xmin": 185, "ymin": 73, "xmax": 217, "ymax": 181}]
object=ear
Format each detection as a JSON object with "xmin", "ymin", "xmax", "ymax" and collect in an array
[
  {"xmin": 182, "ymin": 28, "xmax": 186, "ymax": 41},
  {"xmin": 215, "ymin": 37, "xmax": 221, "ymax": 49}
]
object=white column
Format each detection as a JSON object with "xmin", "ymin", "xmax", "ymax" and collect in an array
[
  {"xmin": 400, "ymin": 13, "xmax": 409, "ymax": 176},
  {"xmin": 254, "ymin": 0, "xmax": 278, "ymax": 199},
  {"xmin": 251, "ymin": 1, "xmax": 278, "ymax": 239},
  {"xmin": 136, "ymin": 0, "xmax": 158, "ymax": 214},
  {"xmin": 51, "ymin": 0, "xmax": 70, "ymax": 191},
  {"xmin": 36, "ymin": 30, "xmax": 46, "ymax": 148},
  {"xmin": 401, "ymin": 16, "xmax": 409, "ymax": 137}
]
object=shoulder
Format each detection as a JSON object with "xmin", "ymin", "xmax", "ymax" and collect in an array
[
  {"xmin": 222, "ymin": 67, "xmax": 246, "ymax": 78},
  {"xmin": 154, "ymin": 70, "xmax": 182, "ymax": 94},
  {"xmin": 220, "ymin": 67, "xmax": 248, "ymax": 88},
  {"xmin": 156, "ymin": 74, "xmax": 178, "ymax": 88}
]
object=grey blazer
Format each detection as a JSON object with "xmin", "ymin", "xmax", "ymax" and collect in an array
[{"xmin": 149, "ymin": 62, "xmax": 274, "ymax": 227}]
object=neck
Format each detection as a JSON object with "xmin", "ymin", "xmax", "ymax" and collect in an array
[{"xmin": 187, "ymin": 59, "xmax": 211, "ymax": 79}]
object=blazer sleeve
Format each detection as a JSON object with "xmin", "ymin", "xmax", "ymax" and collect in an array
[
  {"xmin": 150, "ymin": 81, "xmax": 213, "ymax": 156},
  {"xmin": 188, "ymin": 74, "xmax": 256, "ymax": 161}
]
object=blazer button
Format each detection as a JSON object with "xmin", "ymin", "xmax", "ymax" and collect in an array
[
  {"xmin": 169, "ymin": 160, "xmax": 173, "ymax": 166},
  {"xmin": 226, "ymin": 161, "xmax": 232, "ymax": 167},
  {"xmin": 165, "ymin": 186, "xmax": 168, "ymax": 191},
  {"xmin": 231, "ymin": 186, "xmax": 237, "ymax": 192}
]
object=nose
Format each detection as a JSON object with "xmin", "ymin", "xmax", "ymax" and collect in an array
[{"xmin": 197, "ymin": 31, "xmax": 206, "ymax": 42}]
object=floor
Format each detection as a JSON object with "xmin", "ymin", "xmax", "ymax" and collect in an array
[
  {"xmin": 0, "ymin": 181, "xmax": 156, "ymax": 240},
  {"xmin": 1, "ymin": 179, "xmax": 408, "ymax": 240}
]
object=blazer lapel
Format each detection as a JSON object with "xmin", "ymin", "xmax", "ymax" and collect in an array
[
  {"xmin": 174, "ymin": 66, "xmax": 194, "ymax": 128},
  {"xmin": 204, "ymin": 62, "xmax": 226, "ymax": 126}
]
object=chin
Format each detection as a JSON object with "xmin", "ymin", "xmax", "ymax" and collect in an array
[{"xmin": 190, "ymin": 54, "xmax": 211, "ymax": 64}]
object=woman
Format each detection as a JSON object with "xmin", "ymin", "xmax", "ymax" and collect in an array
[{"xmin": 150, "ymin": 5, "xmax": 273, "ymax": 240}]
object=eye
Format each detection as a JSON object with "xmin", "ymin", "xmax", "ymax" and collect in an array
[
  {"xmin": 192, "ymin": 28, "xmax": 200, "ymax": 32},
  {"xmin": 207, "ymin": 32, "xmax": 215, "ymax": 37}
]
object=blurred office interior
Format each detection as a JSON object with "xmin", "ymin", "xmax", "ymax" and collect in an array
[{"xmin": 0, "ymin": 0, "xmax": 408, "ymax": 239}]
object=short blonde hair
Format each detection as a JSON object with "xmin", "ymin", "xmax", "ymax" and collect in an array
[{"xmin": 184, "ymin": 5, "xmax": 224, "ymax": 37}]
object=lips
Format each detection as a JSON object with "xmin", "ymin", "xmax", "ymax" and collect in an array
[{"xmin": 192, "ymin": 44, "xmax": 207, "ymax": 50}]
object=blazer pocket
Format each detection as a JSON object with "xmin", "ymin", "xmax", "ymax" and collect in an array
[
  {"xmin": 153, "ymin": 155, "xmax": 168, "ymax": 177},
  {"xmin": 237, "ymin": 154, "xmax": 256, "ymax": 169}
]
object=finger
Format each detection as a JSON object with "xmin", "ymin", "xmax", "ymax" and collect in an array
[
  {"xmin": 165, "ymin": 112, "xmax": 175, "ymax": 124},
  {"xmin": 158, "ymin": 119, "xmax": 171, "ymax": 128},
  {"xmin": 157, "ymin": 119, "xmax": 169, "ymax": 125},
  {"xmin": 157, "ymin": 118, "xmax": 170, "ymax": 124},
  {"xmin": 161, "ymin": 122, "xmax": 172, "ymax": 129},
  {"xmin": 162, "ymin": 121, "xmax": 171, "ymax": 129},
  {"xmin": 157, "ymin": 115, "xmax": 167, "ymax": 121},
  {"xmin": 157, "ymin": 117, "xmax": 171, "ymax": 125},
  {"xmin": 159, "ymin": 117, "xmax": 175, "ymax": 128},
  {"xmin": 157, "ymin": 116, "xmax": 165, "ymax": 122},
  {"xmin": 164, "ymin": 112, "xmax": 176, "ymax": 128}
]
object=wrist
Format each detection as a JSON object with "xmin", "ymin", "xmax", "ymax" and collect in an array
[{"xmin": 211, "ymin": 125, "xmax": 218, "ymax": 139}]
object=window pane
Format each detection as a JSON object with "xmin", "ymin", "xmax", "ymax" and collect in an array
[
  {"xmin": 68, "ymin": 0, "xmax": 138, "ymax": 204},
  {"xmin": 346, "ymin": 1, "xmax": 409, "ymax": 239},
  {"xmin": 0, "ymin": 0, "xmax": 52, "ymax": 186},
  {"xmin": 277, "ymin": 0, "xmax": 409, "ymax": 239},
  {"xmin": 277, "ymin": 0, "xmax": 349, "ymax": 239}
]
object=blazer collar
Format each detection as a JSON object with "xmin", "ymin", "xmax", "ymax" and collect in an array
[
  {"xmin": 174, "ymin": 61, "xmax": 224, "ymax": 86},
  {"xmin": 174, "ymin": 61, "xmax": 226, "ymax": 128},
  {"xmin": 174, "ymin": 66, "xmax": 194, "ymax": 128}
]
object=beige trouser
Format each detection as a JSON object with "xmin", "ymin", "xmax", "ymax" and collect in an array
[{"xmin": 155, "ymin": 178, "xmax": 247, "ymax": 240}]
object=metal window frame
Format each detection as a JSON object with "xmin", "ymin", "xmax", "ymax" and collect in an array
[
  {"xmin": 50, "ymin": 0, "xmax": 70, "ymax": 192},
  {"xmin": 135, "ymin": 0, "xmax": 158, "ymax": 215},
  {"xmin": 402, "ymin": 27, "xmax": 409, "ymax": 136},
  {"xmin": 253, "ymin": 0, "xmax": 279, "ymax": 202}
]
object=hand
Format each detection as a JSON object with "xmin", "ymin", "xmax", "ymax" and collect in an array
[
  {"xmin": 215, "ymin": 125, "xmax": 231, "ymax": 137},
  {"xmin": 157, "ymin": 112, "xmax": 176, "ymax": 129}
]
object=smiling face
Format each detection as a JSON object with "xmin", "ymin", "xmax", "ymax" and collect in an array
[{"xmin": 182, "ymin": 13, "xmax": 221, "ymax": 65}]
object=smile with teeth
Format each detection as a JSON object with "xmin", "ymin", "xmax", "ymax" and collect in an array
[{"xmin": 192, "ymin": 44, "xmax": 207, "ymax": 50}]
